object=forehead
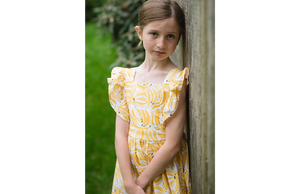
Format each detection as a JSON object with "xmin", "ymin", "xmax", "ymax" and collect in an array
[{"xmin": 143, "ymin": 18, "xmax": 180, "ymax": 33}]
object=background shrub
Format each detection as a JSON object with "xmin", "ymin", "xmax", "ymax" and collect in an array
[
  {"xmin": 86, "ymin": 0, "xmax": 108, "ymax": 22},
  {"xmin": 95, "ymin": 0, "xmax": 146, "ymax": 68}
]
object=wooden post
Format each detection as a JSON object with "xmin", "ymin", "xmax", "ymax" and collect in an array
[
  {"xmin": 206, "ymin": 0, "xmax": 215, "ymax": 193},
  {"xmin": 170, "ymin": 0, "xmax": 215, "ymax": 193}
]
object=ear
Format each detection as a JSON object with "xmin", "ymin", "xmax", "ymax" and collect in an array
[{"xmin": 135, "ymin": 26, "xmax": 142, "ymax": 40}]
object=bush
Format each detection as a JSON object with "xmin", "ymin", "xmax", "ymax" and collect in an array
[
  {"xmin": 86, "ymin": 0, "xmax": 108, "ymax": 22},
  {"xmin": 95, "ymin": 0, "xmax": 146, "ymax": 68}
]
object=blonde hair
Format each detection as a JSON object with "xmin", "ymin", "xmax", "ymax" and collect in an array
[{"xmin": 137, "ymin": 0, "xmax": 185, "ymax": 46}]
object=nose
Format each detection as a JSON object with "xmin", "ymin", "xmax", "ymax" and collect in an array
[{"xmin": 157, "ymin": 37, "xmax": 166, "ymax": 49}]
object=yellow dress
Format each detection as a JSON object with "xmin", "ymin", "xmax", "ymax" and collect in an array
[{"xmin": 108, "ymin": 67, "xmax": 191, "ymax": 194}]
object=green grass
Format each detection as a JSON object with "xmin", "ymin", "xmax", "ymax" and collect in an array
[{"xmin": 86, "ymin": 22, "xmax": 117, "ymax": 194}]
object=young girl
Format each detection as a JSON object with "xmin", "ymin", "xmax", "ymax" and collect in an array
[{"xmin": 107, "ymin": 0, "xmax": 190, "ymax": 193}]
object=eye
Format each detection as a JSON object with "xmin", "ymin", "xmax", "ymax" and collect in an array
[
  {"xmin": 150, "ymin": 32, "xmax": 158, "ymax": 37},
  {"xmin": 167, "ymin": 34, "xmax": 175, "ymax": 39}
]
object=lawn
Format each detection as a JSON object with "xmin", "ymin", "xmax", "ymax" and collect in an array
[{"xmin": 85, "ymin": 22, "xmax": 117, "ymax": 193}]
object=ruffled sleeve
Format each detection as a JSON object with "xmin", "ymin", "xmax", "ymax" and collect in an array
[
  {"xmin": 107, "ymin": 67, "xmax": 130, "ymax": 122},
  {"xmin": 163, "ymin": 67, "xmax": 189, "ymax": 123}
]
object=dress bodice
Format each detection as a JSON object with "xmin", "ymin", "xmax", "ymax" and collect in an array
[{"xmin": 108, "ymin": 67, "xmax": 189, "ymax": 141}]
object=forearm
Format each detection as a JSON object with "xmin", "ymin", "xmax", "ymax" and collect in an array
[
  {"xmin": 115, "ymin": 134, "xmax": 135, "ymax": 187},
  {"xmin": 114, "ymin": 115, "xmax": 136, "ymax": 189},
  {"xmin": 136, "ymin": 141, "xmax": 180, "ymax": 189}
]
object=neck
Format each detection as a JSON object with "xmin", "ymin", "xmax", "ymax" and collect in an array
[{"xmin": 142, "ymin": 54, "xmax": 172, "ymax": 72}]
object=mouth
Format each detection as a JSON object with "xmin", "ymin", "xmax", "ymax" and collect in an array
[{"xmin": 154, "ymin": 51, "xmax": 166, "ymax": 55}]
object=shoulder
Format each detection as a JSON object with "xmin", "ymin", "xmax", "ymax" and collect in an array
[
  {"xmin": 111, "ymin": 67, "xmax": 127, "ymax": 75},
  {"xmin": 166, "ymin": 67, "xmax": 189, "ymax": 85},
  {"xmin": 110, "ymin": 67, "xmax": 134, "ymax": 79}
]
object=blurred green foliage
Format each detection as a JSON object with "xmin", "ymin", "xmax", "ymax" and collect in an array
[
  {"xmin": 95, "ymin": 0, "xmax": 146, "ymax": 68},
  {"xmin": 86, "ymin": 0, "xmax": 108, "ymax": 22},
  {"xmin": 85, "ymin": 22, "xmax": 117, "ymax": 193}
]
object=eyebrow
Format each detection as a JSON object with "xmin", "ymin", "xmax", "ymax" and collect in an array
[{"xmin": 148, "ymin": 29, "xmax": 178, "ymax": 34}]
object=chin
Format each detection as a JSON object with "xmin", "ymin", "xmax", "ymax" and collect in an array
[{"xmin": 152, "ymin": 55, "xmax": 169, "ymax": 61}]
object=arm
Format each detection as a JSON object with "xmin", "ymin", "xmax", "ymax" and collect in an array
[
  {"xmin": 136, "ymin": 79, "xmax": 188, "ymax": 189},
  {"xmin": 115, "ymin": 115, "xmax": 146, "ymax": 194}
]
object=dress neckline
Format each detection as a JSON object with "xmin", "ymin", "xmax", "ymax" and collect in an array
[{"xmin": 131, "ymin": 67, "xmax": 179, "ymax": 85}]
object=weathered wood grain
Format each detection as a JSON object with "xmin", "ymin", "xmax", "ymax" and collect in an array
[{"xmin": 170, "ymin": 0, "xmax": 215, "ymax": 193}]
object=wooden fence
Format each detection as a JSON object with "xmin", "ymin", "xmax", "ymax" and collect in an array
[{"xmin": 170, "ymin": 0, "xmax": 215, "ymax": 193}]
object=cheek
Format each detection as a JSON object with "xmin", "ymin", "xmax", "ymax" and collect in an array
[
  {"xmin": 169, "ymin": 41, "xmax": 178, "ymax": 50},
  {"xmin": 142, "ymin": 38, "xmax": 154, "ymax": 49}
]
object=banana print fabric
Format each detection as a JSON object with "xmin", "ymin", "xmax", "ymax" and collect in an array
[{"xmin": 108, "ymin": 67, "xmax": 191, "ymax": 194}]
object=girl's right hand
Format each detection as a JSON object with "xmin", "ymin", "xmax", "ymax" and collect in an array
[
  {"xmin": 126, "ymin": 185, "xmax": 146, "ymax": 194},
  {"xmin": 135, "ymin": 185, "xmax": 146, "ymax": 194}
]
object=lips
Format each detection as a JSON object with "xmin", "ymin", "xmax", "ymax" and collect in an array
[{"xmin": 154, "ymin": 51, "xmax": 166, "ymax": 55}]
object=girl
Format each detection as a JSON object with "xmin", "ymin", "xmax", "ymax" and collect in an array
[{"xmin": 107, "ymin": 0, "xmax": 190, "ymax": 193}]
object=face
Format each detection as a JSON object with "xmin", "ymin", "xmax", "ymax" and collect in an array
[{"xmin": 135, "ymin": 18, "xmax": 180, "ymax": 62}]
